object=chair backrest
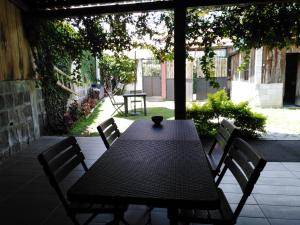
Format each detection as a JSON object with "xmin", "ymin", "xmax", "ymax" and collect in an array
[
  {"xmin": 216, "ymin": 138, "xmax": 266, "ymax": 222},
  {"xmin": 212, "ymin": 120, "xmax": 237, "ymax": 153},
  {"xmin": 209, "ymin": 120, "xmax": 237, "ymax": 173},
  {"xmin": 97, "ymin": 117, "xmax": 120, "ymax": 149},
  {"xmin": 37, "ymin": 136, "xmax": 88, "ymax": 210}
]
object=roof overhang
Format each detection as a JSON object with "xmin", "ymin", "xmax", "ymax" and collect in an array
[{"xmin": 12, "ymin": 0, "xmax": 298, "ymax": 18}]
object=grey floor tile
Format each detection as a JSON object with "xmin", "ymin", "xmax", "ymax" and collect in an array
[
  {"xmin": 292, "ymin": 172, "xmax": 300, "ymax": 179},
  {"xmin": 219, "ymin": 183, "xmax": 242, "ymax": 193},
  {"xmin": 220, "ymin": 176, "xmax": 238, "ymax": 184},
  {"xmin": 264, "ymin": 163, "xmax": 288, "ymax": 171},
  {"xmin": 0, "ymin": 192, "xmax": 10, "ymax": 203},
  {"xmin": 17, "ymin": 175, "xmax": 56, "ymax": 194},
  {"xmin": 231, "ymin": 204, "xmax": 265, "ymax": 218},
  {"xmin": 254, "ymin": 194, "xmax": 300, "ymax": 207},
  {"xmin": 269, "ymin": 218, "xmax": 300, "ymax": 225},
  {"xmin": 0, "ymin": 176, "xmax": 33, "ymax": 193},
  {"xmin": 151, "ymin": 212, "xmax": 169, "ymax": 225},
  {"xmin": 225, "ymin": 192, "xmax": 257, "ymax": 204},
  {"xmin": 0, "ymin": 193, "xmax": 59, "ymax": 225},
  {"xmin": 2, "ymin": 137, "xmax": 300, "ymax": 225},
  {"xmin": 282, "ymin": 163, "xmax": 300, "ymax": 172},
  {"xmin": 256, "ymin": 177, "xmax": 300, "ymax": 186},
  {"xmin": 261, "ymin": 171, "xmax": 296, "ymax": 178},
  {"xmin": 237, "ymin": 217, "xmax": 270, "ymax": 225},
  {"xmin": 253, "ymin": 185, "xmax": 300, "ymax": 195},
  {"xmin": 260, "ymin": 205, "xmax": 300, "ymax": 220},
  {"xmin": 41, "ymin": 205, "xmax": 73, "ymax": 225}
]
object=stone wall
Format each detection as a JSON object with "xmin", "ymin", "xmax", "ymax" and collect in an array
[
  {"xmin": 0, "ymin": 80, "xmax": 46, "ymax": 163},
  {"xmin": 231, "ymin": 81, "xmax": 283, "ymax": 108}
]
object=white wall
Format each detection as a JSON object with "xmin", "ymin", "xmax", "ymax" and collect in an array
[
  {"xmin": 125, "ymin": 60, "xmax": 143, "ymax": 92},
  {"xmin": 231, "ymin": 81, "xmax": 283, "ymax": 108}
]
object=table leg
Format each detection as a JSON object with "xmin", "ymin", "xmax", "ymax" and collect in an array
[
  {"xmin": 143, "ymin": 96, "xmax": 147, "ymax": 116},
  {"xmin": 124, "ymin": 96, "xmax": 128, "ymax": 116}
]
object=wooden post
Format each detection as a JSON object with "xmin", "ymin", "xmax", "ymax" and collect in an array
[{"xmin": 174, "ymin": 4, "xmax": 186, "ymax": 119}]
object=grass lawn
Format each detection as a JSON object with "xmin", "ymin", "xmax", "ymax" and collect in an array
[
  {"xmin": 115, "ymin": 107, "xmax": 174, "ymax": 121},
  {"xmin": 67, "ymin": 102, "xmax": 102, "ymax": 136}
]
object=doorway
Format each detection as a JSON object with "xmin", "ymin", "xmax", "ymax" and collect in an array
[{"xmin": 284, "ymin": 53, "xmax": 299, "ymax": 105}]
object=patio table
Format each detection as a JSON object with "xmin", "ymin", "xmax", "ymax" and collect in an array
[
  {"xmin": 123, "ymin": 92, "xmax": 147, "ymax": 116},
  {"xmin": 67, "ymin": 120, "xmax": 219, "ymax": 223}
]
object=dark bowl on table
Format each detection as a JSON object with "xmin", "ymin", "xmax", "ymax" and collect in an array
[{"xmin": 152, "ymin": 116, "xmax": 163, "ymax": 126}]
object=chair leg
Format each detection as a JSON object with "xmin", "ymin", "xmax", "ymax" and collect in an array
[
  {"xmin": 69, "ymin": 215, "xmax": 81, "ymax": 225},
  {"xmin": 106, "ymin": 210, "xmax": 130, "ymax": 225},
  {"xmin": 83, "ymin": 213, "xmax": 98, "ymax": 225},
  {"xmin": 145, "ymin": 206, "xmax": 153, "ymax": 225}
]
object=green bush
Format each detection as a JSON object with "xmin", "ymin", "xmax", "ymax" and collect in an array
[{"xmin": 186, "ymin": 90, "xmax": 267, "ymax": 138}]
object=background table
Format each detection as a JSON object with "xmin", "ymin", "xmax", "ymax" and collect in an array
[
  {"xmin": 123, "ymin": 92, "xmax": 147, "ymax": 116},
  {"xmin": 68, "ymin": 120, "xmax": 219, "ymax": 210}
]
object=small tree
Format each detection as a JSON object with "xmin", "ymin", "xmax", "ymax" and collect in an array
[{"xmin": 99, "ymin": 54, "xmax": 135, "ymax": 93}]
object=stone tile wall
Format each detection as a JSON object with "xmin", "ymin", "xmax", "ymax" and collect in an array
[{"xmin": 0, "ymin": 80, "xmax": 46, "ymax": 163}]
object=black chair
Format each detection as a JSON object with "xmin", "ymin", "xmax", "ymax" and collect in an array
[
  {"xmin": 97, "ymin": 118, "xmax": 120, "ymax": 150},
  {"xmin": 104, "ymin": 87, "xmax": 124, "ymax": 116},
  {"xmin": 168, "ymin": 138, "xmax": 266, "ymax": 225},
  {"xmin": 206, "ymin": 119, "xmax": 237, "ymax": 177},
  {"xmin": 37, "ymin": 136, "xmax": 128, "ymax": 225}
]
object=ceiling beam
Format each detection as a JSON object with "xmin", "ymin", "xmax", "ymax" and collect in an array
[
  {"xmin": 28, "ymin": 0, "xmax": 297, "ymax": 18},
  {"xmin": 35, "ymin": 0, "xmax": 145, "ymax": 9},
  {"xmin": 9, "ymin": 0, "xmax": 30, "ymax": 11},
  {"xmin": 29, "ymin": 1, "xmax": 174, "ymax": 18}
]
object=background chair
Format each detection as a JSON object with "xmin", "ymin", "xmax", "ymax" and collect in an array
[
  {"xmin": 129, "ymin": 90, "xmax": 143, "ymax": 112},
  {"xmin": 168, "ymin": 138, "xmax": 266, "ymax": 225},
  {"xmin": 104, "ymin": 87, "xmax": 124, "ymax": 116},
  {"xmin": 206, "ymin": 119, "xmax": 237, "ymax": 177},
  {"xmin": 38, "ymin": 136, "xmax": 128, "ymax": 225},
  {"xmin": 97, "ymin": 117, "xmax": 120, "ymax": 150}
]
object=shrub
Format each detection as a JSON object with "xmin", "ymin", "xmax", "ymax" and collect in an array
[
  {"xmin": 69, "ymin": 100, "xmax": 82, "ymax": 121},
  {"xmin": 88, "ymin": 88, "xmax": 100, "ymax": 100},
  {"xmin": 186, "ymin": 90, "xmax": 267, "ymax": 138},
  {"xmin": 81, "ymin": 98, "xmax": 92, "ymax": 116},
  {"xmin": 88, "ymin": 98, "xmax": 97, "ymax": 109},
  {"xmin": 63, "ymin": 112, "xmax": 74, "ymax": 128}
]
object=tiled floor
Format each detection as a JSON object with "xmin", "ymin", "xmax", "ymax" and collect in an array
[{"xmin": 0, "ymin": 137, "xmax": 300, "ymax": 225}]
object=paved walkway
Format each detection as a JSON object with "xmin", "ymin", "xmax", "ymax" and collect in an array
[{"xmin": 0, "ymin": 137, "xmax": 300, "ymax": 225}]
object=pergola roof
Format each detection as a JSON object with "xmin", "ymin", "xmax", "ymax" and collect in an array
[{"xmin": 12, "ymin": 0, "xmax": 294, "ymax": 17}]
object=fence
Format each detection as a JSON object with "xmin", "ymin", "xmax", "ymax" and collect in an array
[{"xmin": 140, "ymin": 56, "xmax": 228, "ymax": 101}]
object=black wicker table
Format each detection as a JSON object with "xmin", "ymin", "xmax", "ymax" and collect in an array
[{"xmin": 67, "ymin": 120, "xmax": 219, "ymax": 222}]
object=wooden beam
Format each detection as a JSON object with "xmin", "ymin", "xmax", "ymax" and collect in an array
[
  {"xmin": 174, "ymin": 3, "xmax": 186, "ymax": 119},
  {"xmin": 27, "ymin": 0, "xmax": 296, "ymax": 18},
  {"xmin": 35, "ymin": 0, "xmax": 140, "ymax": 9},
  {"xmin": 9, "ymin": 0, "xmax": 30, "ymax": 11},
  {"xmin": 29, "ymin": 1, "xmax": 174, "ymax": 19}
]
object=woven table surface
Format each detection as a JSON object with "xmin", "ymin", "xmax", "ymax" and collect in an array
[
  {"xmin": 119, "ymin": 120, "xmax": 200, "ymax": 141},
  {"xmin": 68, "ymin": 139, "xmax": 218, "ymax": 208}
]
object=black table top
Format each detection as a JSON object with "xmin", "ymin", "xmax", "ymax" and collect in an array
[
  {"xmin": 120, "ymin": 120, "xmax": 200, "ymax": 141},
  {"xmin": 123, "ymin": 92, "xmax": 147, "ymax": 97},
  {"xmin": 67, "ymin": 120, "xmax": 219, "ymax": 209}
]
